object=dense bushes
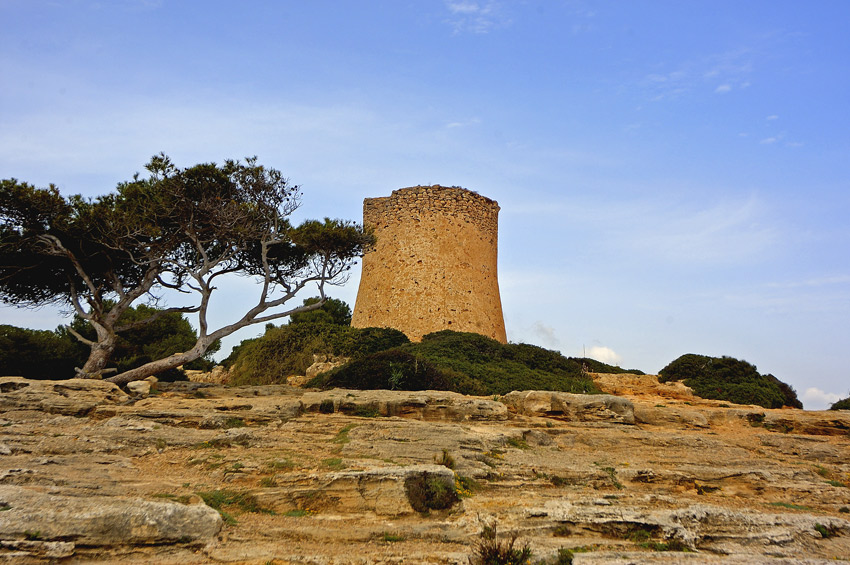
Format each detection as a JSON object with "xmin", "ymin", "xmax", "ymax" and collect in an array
[
  {"xmin": 0, "ymin": 325, "xmax": 86, "ymax": 379},
  {"xmin": 831, "ymin": 396, "xmax": 850, "ymax": 411},
  {"xmin": 225, "ymin": 322, "xmax": 410, "ymax": 385},
  {"xmin": 309, "ymin": 330, "xmax": 621, "ymax": 396},
  {"xmin": 0, "ymin": 305, "xmax": 216, "ymax": 380},
  {"xmin": 659, "ymin": 354, "xmax": 802, "ymax": 409}
]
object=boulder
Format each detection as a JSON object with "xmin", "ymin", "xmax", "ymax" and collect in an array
[
  {"xmin": 0, "ymin": 485, "xmax": 222, "ymax": 545},
  {"xmin": 0, "ymin": 378, "xmax": 129, "ymax": 416},
  {"xmin": 301, "ymin": 389, "xmax": 509, "ymax": 421}
]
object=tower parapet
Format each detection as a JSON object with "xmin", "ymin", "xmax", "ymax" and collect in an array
[{"xmin": 351, "ymin": 185, "xmax": 507, "ymax": 343}]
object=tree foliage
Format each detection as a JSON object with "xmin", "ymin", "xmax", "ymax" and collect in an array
[
  {"xmin": 830, "ymin": 396, "xmax": 850, "ymax": 411},
  {"xmin": 659, "ymin": 353, "xmax": 802, "ymax": 409},
  {"xmin": 288, "ymin": 296, "xmax": 352, "ymax": 326},
  {"xmin": 0, "ymin": 305, "xmax": 218, "ymax": 380},
  {"xmin": 1, "ymin": 156, "xmax": 372, "ymax": 384}
]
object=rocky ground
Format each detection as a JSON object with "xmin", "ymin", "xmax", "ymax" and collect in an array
[{"xmin": 1, "ymin": 374, "xmax": 849, "ymax": 564}]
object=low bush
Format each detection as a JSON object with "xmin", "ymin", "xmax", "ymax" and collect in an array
[
  {"xmin": 470, "ymin": 521, "xmax": 533, "ymax": 565},
  {"xmin": 312, "ymin": 330, "xmax": 606, "ymax": 396},
  {"xmin": 226, "ymin": 322, "xmax": 409, "ymax": 385},
  {"xmin": 830, "ymin": 396, "xmax": 850, "ymax": 411},
  {"xmin": 659, "ymin": 354, "xmax": 802, "ymax": 409}
]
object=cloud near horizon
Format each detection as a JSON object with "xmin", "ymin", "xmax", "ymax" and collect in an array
[
  {"xmin": 801, "ymin": 387, "xmax": 843, "ymax": 411},
  {"xmin": 586, "ymin": 345, "xmax": 622, "ymax": 366}
]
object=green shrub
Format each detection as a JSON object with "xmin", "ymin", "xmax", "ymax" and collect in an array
[
  {"xmin": 315, "ymin": 330, "xmax": 602, "ymax": 396},
  {"xmin": 0, "ymin": 324, "xmax": 86, "ymax": 379},
  {"xmin": 470, "ymin": 522, "xmax": 533, "ymax": 565},
  {"xmin": 658, "ymin": 354, "xmax": 801, "ymax": 409},
  {"xmin": 227, "ymin": 322, "xmax": 409, "ymax": 385},
  {"xmin": 830, "ymin": 396, "xmax": 850, "ymax": 410},
  {"xmin": 404, "ymin": 472, "xmax": 459, "ymax": 512}
]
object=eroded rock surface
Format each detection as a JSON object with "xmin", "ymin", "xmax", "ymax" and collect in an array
[{"xmin": 0, "ymin": 376, "xmax": 848, "ymax": 563}]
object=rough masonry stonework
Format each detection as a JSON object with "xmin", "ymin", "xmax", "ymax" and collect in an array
[{"xmin": 351, "ymin": 185, "xmax": 507, "ymax": 342}]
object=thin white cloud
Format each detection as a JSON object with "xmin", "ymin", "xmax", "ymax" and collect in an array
[
  {"xmin": 443, "ymin": 1, "xmax": 510, "ymax": 34},
  {"xmin": 766, "ymin": 114, "xmax": 779, "ymax": 120},
  {"xmin": 802, "ymin": 387, "xmax": 843, "ymax": 411},
  {"xmin": 760, "ymin": 136, "xmax": 778, "ymax": 144},
  {"xmin": 714, "ymin": 84, "xmax": 732, "ymax": 93},
  {"xmin": 626, "ymin": 195, "xmax": 778, "ymax": 265},
  {"xmin": 531, "ymin": 322, "xmax": 560, "ymax": 350},
  {"xmin": 445, "ymin": 117, "xmax": 481, "ymax": 129}
]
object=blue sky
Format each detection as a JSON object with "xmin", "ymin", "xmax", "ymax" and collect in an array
[{"xmin": 2, "ymin": 1, "xmax": 848, "ymax": 408}]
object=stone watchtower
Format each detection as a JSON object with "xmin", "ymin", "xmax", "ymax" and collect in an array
[{"xmin": 351, "ymin": 185, "xmax": 507, "ymax": 343}]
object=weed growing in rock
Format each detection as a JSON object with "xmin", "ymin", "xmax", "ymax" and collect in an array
[
  {"xmin": 259, "ymin": 476, "xmax": 277, "ymax": 487},
  {"xmin": 554, "ymin": 548, "xmax": 574, "ymax": 564},
  {"xmin": 470, "ymin": 521, "xmax": 532, "ymax": 565},
  {"xmin": 283, "ymin": 509, "xmax": 315, "ymax": 517},
  {"xmin": 267, "ymin": 458, "xmax": 295, "ymax": 471},
  {"xmin": 223, "ymin": 417, "xmax": 245, "ymax": 429},
  {"xmin": 435, "ymin": 449, "xmax": 455, "ymax": 469},
  {"xmin": 198, "ymin": 489, "xmax": 274, "ymax": 525},
  {"xmin": 769, "ymin": 502, "xmax": 813, "ymax": 511},
  {"xmin": 552, "ymin": 525, "xmax": 571, "ymax": 537},
  {"xmin": 826, "ymin": 480, "xmax": 847, "ymax": 488},
  {"xmin": 454, "ymin": 474, "xmax": 476, "ymax": 498},
  {"xmin": 319, "ymin": 399, "xmax": 335, "ymax": 413},
  {"xmin": 333, "ymin": 424, "xmax": 356, "ymax": 444},
  {"xmin": 814, "ymin": 524, "xmax": 839, "ymax": 538},
  {"xmin": 405, "ymin": 473, "xmax": 459, "ymax": 513},
  {"xmin": 381, "ymin": 532, "xmax": 406, "ymax": 542},
  {"xmin": 506, "ymin": 437, "xmax": 529, "ymax": 450},
  {"xmin": 321, "ymin": 457, "xmax": 346, "ymax": 470}
]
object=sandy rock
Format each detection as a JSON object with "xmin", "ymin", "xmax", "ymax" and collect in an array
[
  {"xmin": 256, "ymin": 464, "xmax": 457, "ymax": 516},
  {"xmin": 0, "ymin": 377, "xmax": 128, "ymax": 416},
  {"xmin": 501, "ymin": 390, "xmax": 635, "ymax": 424},
  {"xmin": 305, "ymin": 354, "xmax": 350, "ymax": 379},
  {"xmin": 0, "ymin": 485, "xmax": 222, "ymax": 545},
  {"xmin": 126, "ymin": 380, "xmax": 151, "ymax": 396},
  {"xmin": 302, "ymin": 388, "xmax": 509, "ymax": 421}
]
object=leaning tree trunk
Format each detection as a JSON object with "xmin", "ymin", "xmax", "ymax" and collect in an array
[
  {"xmin": 78, "ymin": 335, "xmax": 117, "ymax": 379},
  {"xmin": 106, "ymin": 339, "xmax": 212, "ymax": 386}
]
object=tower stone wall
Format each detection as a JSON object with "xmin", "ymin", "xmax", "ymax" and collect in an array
[{"xmin": 351, "ymin": 185, "xmax": 507, "ymax": 343}]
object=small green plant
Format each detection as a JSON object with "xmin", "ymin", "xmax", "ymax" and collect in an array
[
  {"xmin": 284, "ymin": 509, "xmax": 313, "ymax": 517},
  {"xmin": 381, "ymin": 532, "xmax": 406, "ymax": 542},
  {"xmin": 322, "ymin": 457, "xmax": 346, "ymax": 470},
  {"xmin": 319, "ymin": 399, "xmax": 335, "ymax": 413},
  {"xmin": 814, "ymin": 523, "xmax": 838, "ymax": 538},
  {"xmin": 839, "ymin": 506, "xmax": 849, "ymax": 513},
  {"xmin": 470, "ymin": 521, "xmax": 532, "ymax": 565},
  {"xmin": 815, "ymin": 465, "xmax": 831, "ymax": 478},
  {"xmin": 506, "ymin": 437, "xmax": 529, "ymax": 450},
  {"xmin": 405, "ymin": 473, "xmax": 459, "ymax": 512},
  {"xmin": 768, "ymin": 501, "xmax": 812, "ymax": 511},
  {"xmin": 826, "ymin": 479, "xmax": 847, "ymax": 488},
  {"xmin": 24, "ymin": 531, "xmax": 42, "ymax": 541},
  {"xmin": 628, "ymin": 529, "xmax": 652, "ymax": 543},
  {"xmin": 197, "ymin": 489, "xmax": 275, "ymax": 525},
  {"xmin": 455, "ymin": 474, "xmax": 477, "ymax": 498},
  {"xmin": 552, "ymin": 524, "xmax": 571, "ymax": 537},
  {"xmin": 259, "ymin": 476, "xmax": 277, "ymax": 487},
  {"xmin": 333, "ymin": 423, "xmax": 356, "ymax": 444},
  {"xmin": 640, "ymin": 539, "xmax": 689, "ymax": 552},
  {"xmin": 595, "ymin": 464, "xmax": 624, "ymax": 490},
  {"xmin": 223, "ymin": 417, "xmax": 246, "ymax": 429},
  {"xmin": 435, "ymin": 449, "xmax": 455, "ymax": 469},
  {"xmin": 268, "ymin": 458, "xmax": 295, "ymax": 471},
  {"xmin": 0, "ymin": 503, "xmax": 11, "ymax": 512},
  {"xmin": 554, "ymin": 548, "xmax": 574, "ymax": 564}
]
